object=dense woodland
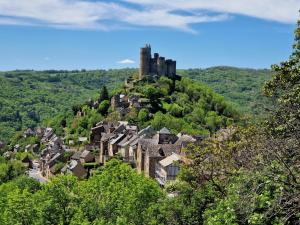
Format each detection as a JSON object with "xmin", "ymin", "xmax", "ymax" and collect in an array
[
  {"xmin": 179, "ymin": 67, "xmax": 272, "ymax": 115},
  {"xmin": 0, "ymin": 16, "xmax": 299, "ymax": 225},
  {"xmin": 0, "ymin": 69, "xmax": 131, "ymax": 141}
]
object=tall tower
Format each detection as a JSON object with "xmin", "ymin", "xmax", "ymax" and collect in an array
[
  {"xmin": 157, "ymin": 57, "xmax": 166, "ymax": 76},
  {"xmin": 139, "ymin": 44, "xmax": 151, "ymax": 80}
]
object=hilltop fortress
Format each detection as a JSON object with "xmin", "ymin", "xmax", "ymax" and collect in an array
[{"xmin": 139, "ymin": 44, "xmax": 178, "ymax": 80}]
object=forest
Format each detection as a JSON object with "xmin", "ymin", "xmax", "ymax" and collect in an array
[
  {"xmin": 0, "ymin": 69, "xmax": 131, "ymax": 141},
  {"xmin": 179, "ymin": 67, "xmax": 272, "ymax": 115}
]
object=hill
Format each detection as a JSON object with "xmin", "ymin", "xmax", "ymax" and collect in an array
[
  {"xmin": 63, "ymin": 75, "xmax": 239, "ymax": 144},
  {"xmin": 179, "ymin": 67, "xmax": 273, "ymax": 115},
  {"xmin": 0, "ymin": 67, "xmax": 271, "ymax": 142},
  {"xmin": 0, "ymin": 69, "xmax": 133, "ymax": 141}
]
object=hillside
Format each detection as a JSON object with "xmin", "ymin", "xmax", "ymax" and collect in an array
[
  {"xmin": 64, "ymin": 75, "xmax": 239, "ymax": 144},
  {"xmin": 0, "ymin": 67, "xmax": 271, "ymax": 142},
  {"xmin": 179, "ymin": 67, "xmax": 273, "ymax": 115},
  {"xmin": 0, "ymin": 69, "xmax": 133, "ymax": 141}
]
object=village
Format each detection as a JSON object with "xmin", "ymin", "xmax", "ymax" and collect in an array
[
  {"xmin": 32, "ymin": 120, "xmax": 201, "ymax": 186},
  {"xmin": 0, "ymin": 45, "xmax": 207, "ymax": 186},
  {"xmin": 2, "ymin": 120, "xmax": 203, "ymax": 186}
]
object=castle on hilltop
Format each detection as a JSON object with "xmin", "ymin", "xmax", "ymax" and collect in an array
[{"xmin": 139, "ymin": 44, "xmax": 177, "ymax": 80}]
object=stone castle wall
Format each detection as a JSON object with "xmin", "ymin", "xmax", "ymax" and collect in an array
[{"xmin": 139, "ymin": 44, "xmax": 176, "ymax": 79}]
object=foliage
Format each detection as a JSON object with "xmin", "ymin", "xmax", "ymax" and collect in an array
[
  {"xmin": 98, "ymin": 100, "xmax": 110, "ymax": 116},
  {"xmin": 99, "ymin": 85, "xmax": 109, "ymax": 103},
  {"xmin": 0, "ymin": 156, "xmax": 26, "ymax": 184},
  {"xmin": 0, "ymin": 159, "xmax": 163, "ymax": 225},
  {"xmin": 179, "ymin": 67, "xmax": 272, "ymax": 116},
  {"xmin": 0, "ymin": 69, "xmax": 132, "ymax": 142}
]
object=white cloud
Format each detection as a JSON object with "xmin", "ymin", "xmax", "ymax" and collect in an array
[
  {"xmin": 123, "ymin": 0, "xmax": 300, "ymax": 24},
  {"xmin": 0, "ymin": 0, "xmax": 298, "ymax": 33},
  {"xmin": 117, "ymin": 59, "xmax": 135, "ymax": 64}
]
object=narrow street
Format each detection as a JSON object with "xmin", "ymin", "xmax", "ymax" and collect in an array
[{"xmin": 28, "ymin": 160, "xmax": 48, "ymax": 183}]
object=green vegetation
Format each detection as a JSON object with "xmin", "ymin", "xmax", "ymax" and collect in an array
[
  {"xmin": 0, "ymin": 156, "xmax": 26, "ymax": 185},
  {"xmin": 64, "ymin": 76, "xmax": 239, "ymax": 140},
  {"xmin": 179, "ymin": 67, "xmax": 272, "ymax": 115},
  {"xmin": 0, "ymin": 69, "xmax": 133, "ymax": 141},
  {"xmin": 0, "ymin": 67, "xmax": 272, "ymax": 142},
  {"xmin": 0, "ymin": 160, "xmax": 163, "ymax": 225},
  {"xmin": 137, "ymin": 76, "xmax": 239, "ymax": 135}
]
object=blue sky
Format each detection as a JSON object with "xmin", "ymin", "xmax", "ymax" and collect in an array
[{"xmin": 0, "ymin": 0, "xmax": 299, "ymax": 70}]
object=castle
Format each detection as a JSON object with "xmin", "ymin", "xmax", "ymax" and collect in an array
[{"xmin": 139, "ymin": 44, "xmax": 177, "ymax": 80}]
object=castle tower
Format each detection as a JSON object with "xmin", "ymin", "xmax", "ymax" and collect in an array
[
  {"xmin": 139, "ymin": 44, "xmax": 151, "ymax": 79},
  {"xmin": 157, "ymin": 57, "xmax": 166, "ymax": 76},
  {"xmin": 150, "ymin": 53, "xmax": 159, "ymax": 75}
]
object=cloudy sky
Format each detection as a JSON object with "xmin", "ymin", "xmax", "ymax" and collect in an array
[{"xmin": 0, "ymin": 0, "xmax": 299, "ymax": 70}]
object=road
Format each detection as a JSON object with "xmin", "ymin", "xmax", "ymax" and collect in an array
[{"xmin": 28, "ymin": 161, "xmax": 48, "ymax": 183}]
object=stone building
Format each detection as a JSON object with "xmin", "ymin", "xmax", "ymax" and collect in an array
[
  {"xmin": 136, "ymin": 127, "xmax": 196, "ymax": 178},
  {"xmin": 90, "ymin": 121, "xmax": 199, "ymax": 183},
  {"xmin": 61, "ymin": 160, "xmax": 87, "ymax": 179},
  {"xmin": 155, "ymin": 153, "xmax": 182, "ymax": 186},
  {"xmin": 139, "ymin": 44, "xmax": 177, "ymax": 80}
]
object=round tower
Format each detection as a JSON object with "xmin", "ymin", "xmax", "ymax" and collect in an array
[{"xmin": 139, "ymin": 44, "xmax": 151, "ymax": 79}]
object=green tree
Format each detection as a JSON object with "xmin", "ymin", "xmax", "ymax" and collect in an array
[
  {"xmin": 138, "ymin": 108, "xmax": 150, "ymax": 122},
  {"xmin": 99, "ymin": 86, "xmax": 109, "ymax": 103},
  {"xmin": 98, "ymin": 100, "xmax": 110, "ymax": 116},
  {"xmin": 79, "ymin": 159, "xmax": 163, "ymax": 224}
]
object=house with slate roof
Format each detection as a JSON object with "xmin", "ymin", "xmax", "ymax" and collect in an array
[
  {"xmin": 90, "ymin": 121, "xmax": 199, "ymax": 182},
  {"xmin": 155, "ymin": 153, "xmax": 182, "ymax": 186}
]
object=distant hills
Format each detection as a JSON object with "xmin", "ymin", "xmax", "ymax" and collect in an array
[
  {"xmin": 0, "ymin": 67, "xmax": 272, "ymax": 142},
  {"xmin": 179, "ymin": 67, "xmax": 273, "ymax": 115}
]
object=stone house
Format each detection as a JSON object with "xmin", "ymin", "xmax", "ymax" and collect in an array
[
  {"xmin": 137, "ymin": 140, "xmax": 182, "ymax": 178},
  {"xmin": 111, "ymin": 94, "xmax": 130, "ymax": 111},
  {"xmin": 136, "ymin": 127, "xmax": 196, "ymax": 179},
  {"xmin": 99, "ymin": 133, "xmax": 115, "ymax": 163},
  {"xmin": 80, "ymin": 150, "xmax": 95, "ymax": 163},
  {"xmin": 155, "ymin": 153, "xmax": 182, "ymax": 186},
  {"xmin": 61, "ymin": 160, "xmax": 87, "ymax": 179},
  {"xmin": 71, "ymin": 151, "xmax": 81, "ymax": 161},
  {"xmin": 41, "ymin": 152, "xmax": 64, "ymax": 178},
  {"xmin": 108, "ymin": 133, "xmax": 127, "ymax": 157},
  {"xmin": 117, "ymin": 134, "xmax": 138, "ymax": 162}
]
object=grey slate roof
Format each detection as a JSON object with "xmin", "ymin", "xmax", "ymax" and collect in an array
[
  {"xmin": 175, "ymin": 134, "xmax": 196, "ymax": 146},
  {"xmin": 47, "ymin": 153, "xmax": 62, "ymax": 167},
  {"xmin": 139, "ymin": 139, "xmax": 181, "ymax": 157},
  {"xmin": 159, "ymin": 127, "xmax": 171, "ymax": 134},
  {"xmin": 110, "ymin": 133, "xmax": 126, "ymax": 145},
  {"xmin": 101, "ymin": 133, "xmax": 116, "ymax": 141},
  {"xmin": 80, "ymin": 150, "xmax": 91, "ymax": 158},
  {"xmin": 71, "ymin": 151, "xmax": 81, "ymax": 160},
  {"xmin": 159, "ymin": 153, "xmax": 181, "ymax": 167}
]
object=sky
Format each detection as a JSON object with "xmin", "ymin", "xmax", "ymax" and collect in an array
[{"xmin": 0, "ymin": 0, "xmax": 299, "ymax": 71}]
